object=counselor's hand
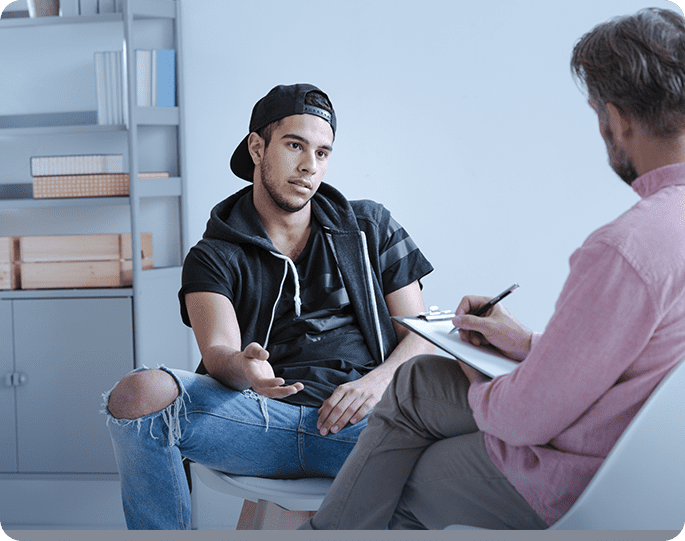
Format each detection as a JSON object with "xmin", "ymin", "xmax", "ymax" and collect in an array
[
  {"xmin": 240, "ymin": 342, "xmax": 304, "ymax": 399},
  {"xmin": 452, "ymin": 295, "xmax": 533, "ymax": 361}
]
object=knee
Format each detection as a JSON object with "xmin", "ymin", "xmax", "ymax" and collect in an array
[
  {"xmin": 107, "ymin": 369, "xmax": 180, "ymax": 420},
  {"xmin": 395, "ymin": 355, "xmax": 456, "ymax": 387}
]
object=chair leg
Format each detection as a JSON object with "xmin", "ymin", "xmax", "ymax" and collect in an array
[
  {"xmin": 236, "ymin": 500, "xmax": 257, "ymax": 530},
  {"xmin": 251, "ymin": 499, "xmax": 316, "ymax": 530}
]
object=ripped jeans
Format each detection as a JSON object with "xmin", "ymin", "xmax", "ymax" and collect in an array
[{"xmin": 102, "ymin": 366, "xmax": 369, "ymax": 530}]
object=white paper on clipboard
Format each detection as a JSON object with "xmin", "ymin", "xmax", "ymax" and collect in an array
[{"xmin": 392, "ymin": 316, "xmax": 520, "ymax": 378}]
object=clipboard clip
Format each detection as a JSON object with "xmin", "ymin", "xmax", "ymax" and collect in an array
[{"xmin": 418, "ymin": 306, "xmax": 455, "ymax": 321}]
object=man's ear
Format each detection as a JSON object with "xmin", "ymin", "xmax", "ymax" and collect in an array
[
  {"xmin": 606, "ymin": 103, "xmax": 634, "ymax": 143},
  {"xmin": 247, "ymin": 132, "xmax": 265, "ymax": 165}
]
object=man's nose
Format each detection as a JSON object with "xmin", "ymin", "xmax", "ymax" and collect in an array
[{"xmin": 298, "ymin": 150, "xmax": 317, "ymax": 174}]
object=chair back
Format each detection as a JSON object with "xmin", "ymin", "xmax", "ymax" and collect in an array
[{"xmin": 550, "ymin": 359, "xmax": 685, "ymax": 530}]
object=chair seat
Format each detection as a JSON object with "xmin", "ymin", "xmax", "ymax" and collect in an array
[{"xmin": 190, "ymin": 463, "xmax": 334, "ymax": 511}]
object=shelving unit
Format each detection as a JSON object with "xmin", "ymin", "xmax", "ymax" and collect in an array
[{"xmin": 0, "ymin": 0, "xmax": 191, "ymax": 487}]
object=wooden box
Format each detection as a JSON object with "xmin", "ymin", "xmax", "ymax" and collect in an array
[
  {"xmin": 16, "ymin": 233, "xmax": 154, "ymax": 289},
  {"xmin": 0, "ymin": 237, "xmax": 19, "ymax": 290},
  {"xmin": 20, "ymin": 261, "xmax": 123, "ymax": 289},
  {"xmin": 19, "ymin": 233, "xmax": 153, "ymax": 262},
  {"xmin": 20, "ymin": 234, "xmax": 121, "ymax": 262},
  {"xmin": 32, "ymin": 173, "xmax": 129, "ymax": 198}
]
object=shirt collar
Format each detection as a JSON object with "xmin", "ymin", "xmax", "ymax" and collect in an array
[{"xmin": 632, "ymin": 162, "xmax": 685, "ymax": 199}]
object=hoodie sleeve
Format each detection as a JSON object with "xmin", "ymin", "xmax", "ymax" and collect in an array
[{"xmin": 377, "ymin": 210, "xmax": 433, "ymax": 295}]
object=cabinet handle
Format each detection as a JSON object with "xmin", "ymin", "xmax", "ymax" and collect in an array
[{"xmin": 3, "ymin": 372, "xmax": 28, "ymax": 387}]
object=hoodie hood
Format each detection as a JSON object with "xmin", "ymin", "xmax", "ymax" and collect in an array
[{"xmin": 202, "ymin": 182, "xmax": 360, "ymax": 248}]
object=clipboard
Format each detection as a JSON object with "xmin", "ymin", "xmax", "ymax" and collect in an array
[{"xmin": 392, "ymin": 315, "xmax": 520, "ymax": 378}]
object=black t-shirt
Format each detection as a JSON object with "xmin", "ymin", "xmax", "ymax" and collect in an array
[{"xmin": 268, "ymin": 219, "xmax": 378, "ymax": 406}]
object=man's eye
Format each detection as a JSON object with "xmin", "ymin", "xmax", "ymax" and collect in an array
[
  {"xmin": 289, "ymin": 142, "xmax": 301, "ymax": 150},
  {"xmin": 317, "ymin": 151, "xmax": 328, "ymax": 158}
]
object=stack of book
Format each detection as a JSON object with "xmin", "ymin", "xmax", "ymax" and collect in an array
[
  {"xmin": 135, "ymin": 49, "xmax": 176, "ymax": 107},
  {"xmin": 94, "ymin": 50, "xmax": 127, "ymax": 125},
  {"xmin": 3, "ymin": 233, "xmax": 153, "ymax": 290},
  {"xmin": 31, "ymin": 154, "xmax": 169, "ymax": 198}
]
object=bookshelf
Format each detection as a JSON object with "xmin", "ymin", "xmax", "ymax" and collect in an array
[{"xmin": 0, "ymin": 0, "xmax": 191, "ymax": 480}]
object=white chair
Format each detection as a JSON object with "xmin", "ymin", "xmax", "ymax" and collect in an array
[
  {"xmin": 189, "ymin": 463, "xmax": 333, "ymax": 530},
  {"xmin": 448, "ymin": 359, "xmax": 685, "ymax": 531}
]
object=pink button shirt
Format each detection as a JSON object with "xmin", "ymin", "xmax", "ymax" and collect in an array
[{"xmin": 468, "ymin": 163, "xmax": 685, "ymax": 525}]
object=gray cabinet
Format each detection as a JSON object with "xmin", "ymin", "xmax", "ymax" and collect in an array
[{"xmin": 1, "ymin": 295, "xmax": 133, "ymax": 474}]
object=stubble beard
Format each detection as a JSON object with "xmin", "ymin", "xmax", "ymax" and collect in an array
[
  {"xmin": 259, "ymin": 158, "xmax": 310, "ymax": 213},
  {"xmin": 604, "ymin": 125, "xmax": 639, "ymax": 186}
]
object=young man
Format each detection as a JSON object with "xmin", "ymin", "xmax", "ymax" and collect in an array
[
  {"xmin": 300, "ymin": 8, "xmax": 685, "ymax": 530},
  {"xmin": 103, "ymin": 84, "xmax": 434, "ymax": 529}
]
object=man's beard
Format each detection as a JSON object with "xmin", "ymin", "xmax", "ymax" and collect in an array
[
  {"xmin": 260, "ymin": 159, "xmax": 310, "ymax": 213},
  {"xmin": 604, "ymin": 124, "xmax": 639, "ymax": 186}
]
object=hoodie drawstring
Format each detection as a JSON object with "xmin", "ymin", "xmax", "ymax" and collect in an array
[{"xmin": 263, "ymin": 252, "xmax": 302, "ymax": 350}]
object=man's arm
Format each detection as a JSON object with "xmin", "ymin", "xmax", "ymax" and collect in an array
[
  {"xmin": 316, "ymin": 280, "xmax": 435, "ymax": 436},
  {"xmin": 184, "ymin": 291, "xmax": 303, "ymax": 399}
]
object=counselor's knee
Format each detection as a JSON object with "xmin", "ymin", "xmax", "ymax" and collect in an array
[{"xmin": 107, "ymin": 369, "xmax": 180, "ymax": 420}]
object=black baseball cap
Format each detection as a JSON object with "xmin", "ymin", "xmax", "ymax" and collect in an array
[{"xmin": 230, "ymin": 83, "xmax": 337, "ymax": 182}]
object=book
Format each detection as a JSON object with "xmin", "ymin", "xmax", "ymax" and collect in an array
[
  {"xmin": 152, "ymin": 49, "xmax": 175, "ymax": 107},
  {"xmin": 136, "ymin": 50, "xmax": 152, "ymax": 107},
  {"xmin": 392, "ymin": 316, "xmax": 520, "ymax": 378},
  {"xmin": 94, "ymin": 50, "xmax": 126, "ymax": 125},
  {"xmin": 31, "ymin": 155, "xmax": 124, "ymax": 176},
  {"xmin": 94, "ymin": 52, "xmax": 107, "ymax": 124}
]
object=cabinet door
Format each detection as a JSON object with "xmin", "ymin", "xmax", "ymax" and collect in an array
[
  {"xmin": 0, "ymin": 300, "xmax": 17, "ymax": 472},
  {"xmin": 13, "ymin": 297, "xmax": 133, "ymax": 473}
]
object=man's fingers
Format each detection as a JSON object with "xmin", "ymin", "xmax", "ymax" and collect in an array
[
  {"xmin": 253, "ymin": 380, "xmax": 304, "ymax": 399},
  {"xmin": 244, "ymin": 342, "xmax": 269, "ymax": 360}
]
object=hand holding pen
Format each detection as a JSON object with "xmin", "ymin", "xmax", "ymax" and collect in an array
[
  {"xmin": 449, "ymin": 284, "xmax": 519, "ymax": 334},
  {"xmin": 451, "ymin": 284, "xmax": 532, "ymax": 361}
]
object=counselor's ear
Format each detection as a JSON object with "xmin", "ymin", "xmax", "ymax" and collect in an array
[
  {"xmin": 606, "ymin": 102, "xmax": 635, "ymax": 143},
  {"xmin": 247, "ymin": 132, "xmax": 265, "ymax": 166}
]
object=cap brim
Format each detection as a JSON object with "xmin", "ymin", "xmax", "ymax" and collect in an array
[{"xmin": 230, "ymin": 135, "xmax": 255, "ymax": 182}]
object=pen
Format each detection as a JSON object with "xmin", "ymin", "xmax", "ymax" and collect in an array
[{"xmin": 449, "ymin": 283, "xmax": 519, "ymax": 334}]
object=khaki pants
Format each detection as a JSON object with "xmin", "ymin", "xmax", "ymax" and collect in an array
[{"xmin": 300, "ymin": 355, "xmax": 549, "ymax": 530}]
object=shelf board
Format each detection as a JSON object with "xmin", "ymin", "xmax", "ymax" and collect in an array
[
  {"xmin": 0, "ymin": 108, "xmax": 179, "ymax": 136},
  {"xmin": 0, "ymin": 288, "xmax": 133, "ymax": 300},
  {"xmin": 0, "ymin": 13, "xmax": 122, "ymax": 28},
  {"xmin": 0, "ymin": 111, "xmax": 125, "ymax": 137}
]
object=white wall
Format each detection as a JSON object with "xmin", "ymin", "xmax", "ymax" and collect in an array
[{"xmin": 180, "ymin": 0, "xmax": 682, "ymax": 353}]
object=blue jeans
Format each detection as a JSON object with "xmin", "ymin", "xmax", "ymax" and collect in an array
[{"xmin": 103, "ymin": 366, "xmax": 369, "ymax": 530}]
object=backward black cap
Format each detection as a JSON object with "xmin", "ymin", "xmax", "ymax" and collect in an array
[{"xmin": 230, "ymin": 83, "xmax": 337, "ymax": 182}]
